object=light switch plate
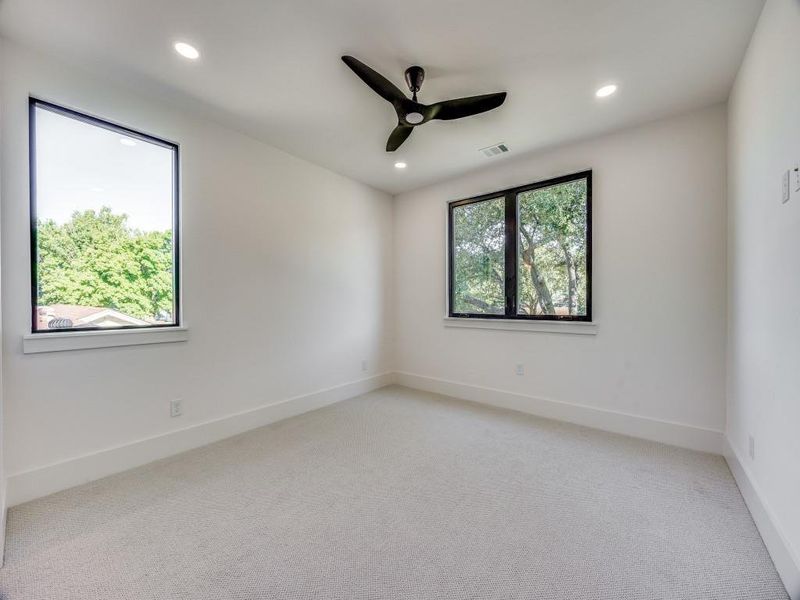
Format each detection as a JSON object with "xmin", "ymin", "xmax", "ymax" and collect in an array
[
  {"xmin": 783, "ymin": 170, "xmax": 791, "ymax": 203},
  {"xmin": 794, "ymin": 164, "xmax": 800, "ymax": 193}
]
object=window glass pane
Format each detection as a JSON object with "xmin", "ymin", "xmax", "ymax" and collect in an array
[
  {"xmin": 452, "ymin": 197, "xmax": 505, "ymax": 315},
  {"xmin": 32, "ymin": 103, "xmax": 178, "ymax": 331},
  {"xmin": 517, "ymin": 178, "xmax": 588, "ymax": 317}
]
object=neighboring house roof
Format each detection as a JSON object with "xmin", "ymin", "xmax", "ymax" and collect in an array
[{"xmin": 37, "ymin": 304, "xmax": 151, "ymax": 330}]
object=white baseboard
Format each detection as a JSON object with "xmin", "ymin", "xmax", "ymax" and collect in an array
[
  {"xmin": 395, "ymin": 372, "xmax": 723, "ymax": 454},
  {"xmin": 724, "ymin": 437, "xmax": 800, "ymax": 600},
  {"xmin": 6, "ymin": 373, "xmax": 394, "ymax": 508}
]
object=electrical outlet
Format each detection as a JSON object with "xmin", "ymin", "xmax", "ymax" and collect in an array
[
  {"xmin": 170, "ymin": 399, "xmax": 183, "ymax": 418},
  {"xmin": 361, "ymin": 359, "xmax": 368, "ymax": 372},
  {"xmin": 782, "ymin": 170, "xmax": 791, "ymax": 203},
  {"xmin": 748, "ymin": 435, "xmax": 755, "ymax": 460},
  {"xmin": 515, "ymin": 364, "xmax": 524, "ymax": 376}
]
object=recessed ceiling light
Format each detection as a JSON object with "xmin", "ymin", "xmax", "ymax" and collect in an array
[
  {"xmin": 394, "ymin": 161, "xmax": 407, "ymax": 169},
  {"xmin": 120, "ymin": 137, "xmax": 137, "ymax": 147},
  {"xmin": 174, "ymin": 42, "xmax": 200, "ymax": 60},
  {"xmin": 595, "ymin": 84, "xmax": 618, "ymax": 98},
  {"xmin": 90, "ymin": 186, "xmax": 105, "ymax": 193}
]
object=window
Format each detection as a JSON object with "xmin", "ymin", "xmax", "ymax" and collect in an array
[
  {"xmin": 29, "ymin": 98, "xmax": 180, "ymax": 333},
  {"xmin": 449, "ymin": 171, "xmax": 591, "ymax": 321}
]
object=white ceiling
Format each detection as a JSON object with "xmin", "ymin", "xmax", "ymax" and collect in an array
[{"xmin": 0, "ymin": 0, "xmax": 764, "ymax": 194}]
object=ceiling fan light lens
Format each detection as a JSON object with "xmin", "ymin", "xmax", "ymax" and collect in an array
[
  {"xmin": 394, "ymin": 161, "xmax": 407, "ymax": 169},
  {"xmin": 405, "ymin": 112, "xmax": 424, "ymax": 124},
  {"xmin": 174, "ymin": 42, "xmax": 200, "ymax": 60},
  {"xmin": 596, "ymin": 84, "xmax": 617, "ymax": 98}
]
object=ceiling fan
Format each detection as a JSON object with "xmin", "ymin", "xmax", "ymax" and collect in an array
[{"xmin": 341, "ymin": 55, "xmax": 507, "ymax": 152}]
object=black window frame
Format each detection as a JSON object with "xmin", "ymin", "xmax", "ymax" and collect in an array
[
  {"xmin": 28, "ymin": 97, "xmax": 181, "ymax": 334},
  {"xmin": 448, "ymin": 170, "xmax": 592, "ymax": 322}
]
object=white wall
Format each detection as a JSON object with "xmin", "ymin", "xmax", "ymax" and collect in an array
[
  {"xmin": 0, "ymin": 40, "xmax": 393, "ymax": 505},
  {"xmin": 393, "ymin": 105, "xmax": 728, "ymax": 450},
  {"xmin": 726, "ymin": 0, "xmax": 800, "ymax": 595},
  {"xmin": 0, "ymin": 36, "xmax": 5, "ymax": 560}
]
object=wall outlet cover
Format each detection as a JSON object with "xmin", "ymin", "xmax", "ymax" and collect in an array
[{"xmin": 170, "ymin": 399, "xmax": 183, "ymax": 418}]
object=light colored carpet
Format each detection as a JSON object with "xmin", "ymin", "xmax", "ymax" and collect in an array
[{"xmin": 0, "ymin": 385, "xmax": 787, "ymax": 599}]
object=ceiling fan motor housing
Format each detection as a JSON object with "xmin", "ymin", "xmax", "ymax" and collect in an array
[{"xmin": 404, "ymin": 66, "xmax": 425, "ymax": 94}]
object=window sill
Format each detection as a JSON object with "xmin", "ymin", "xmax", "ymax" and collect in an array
[
  {"xmin": 23, "ymin": 326, "xmax": 189, "ymax": 354},
  {"xmin": 443, "ymin": 317, "xmax": 597, "ymax": 335}
]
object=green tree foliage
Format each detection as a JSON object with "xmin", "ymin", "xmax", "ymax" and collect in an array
[
  {"xmin": 37, "ymin": 207, "xmax": 174, "ymax": 320},
  {"xmin": 453, "ymin": 197, "xmax": 506, "ymax": 314},
  {"xmin": 518, "ymin": 180, "xmax": 587, "ymax": 316},
  {"xmin": 453, "ymin": 179, "xmax": 587, "ymax": 316}
]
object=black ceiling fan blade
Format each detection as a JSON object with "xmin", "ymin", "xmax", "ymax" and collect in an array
[
  {"xmin": 386, "ymin": 124, "xmax": 413, "ymax": 152},
  {"xmin": 341, "ymin": 56, "xmax": 407, "ymax": 104},
  {"xmin": 429, "ymin": 92, "xmax": 507, "ymax": 121}
]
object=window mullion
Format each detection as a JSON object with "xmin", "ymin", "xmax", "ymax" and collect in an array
[{"xmin": 504, "ymin": 193, "xmax": 517, "ymax": 317}]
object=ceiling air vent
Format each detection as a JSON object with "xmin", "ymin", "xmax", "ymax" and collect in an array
[{"xmin": 479, "ymin": 143, "xmax": 509, "ymax": 158}]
